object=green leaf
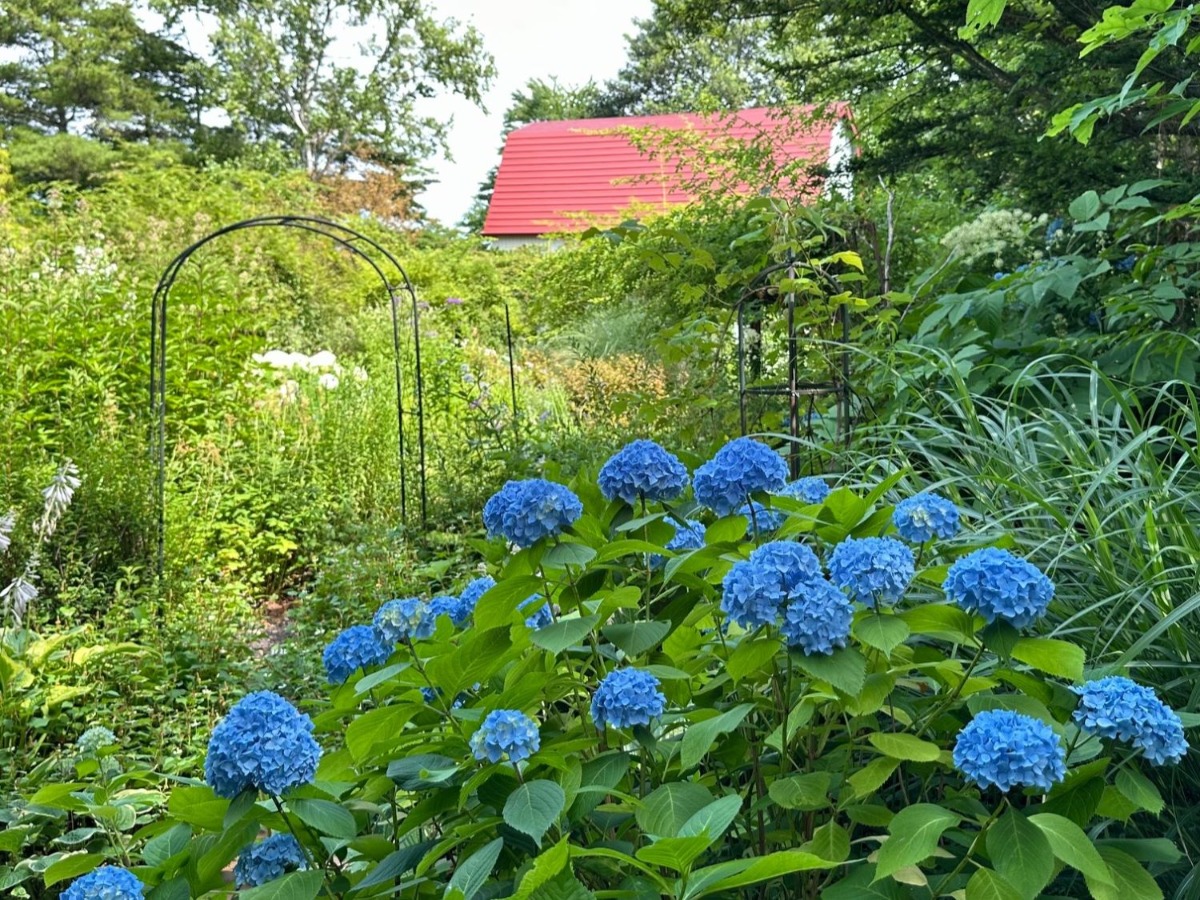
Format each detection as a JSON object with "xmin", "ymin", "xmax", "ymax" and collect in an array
[
  {"xmin": 601, "ymin": 620, "xmax": 669, "ymax": 657},
  {"xmin": 238, "ymin": 871, "xmax": 324, "ymax": 900},
  {"xmin": 1070, "ymin": 189, "xmax": 1102, "ymax": 221},
  {"xmin": 678, "ymin": 794, "xmax": 742, "ymax": 841},
  {"xmin": 637, "ymin": 782, "xmax": 714, "ymax": 837},
  {"xmin": 387, "ymin": 753, "xmax": 459, "ymax": 790},
  {"xmin": 705, "ymin": 516, "xmax": 748, "ymax": 545},
  {"xmin": 1011, "ymin": 638, "xmax": 1085, "ymax": 682},
  {"xmin": 808, "ymin": 821, "xmax": 850, "ymax": 863},
  {"xmin": 287, "ymin": 798, "xmax": 356, "ymax": 840},
  {"xmin": 848, "ymin": 757, "xmax": 899, "ymax": 799},
  {"xmin": 1029, "ymin": 813, "xmax": 1112, "ymax": 885},
  {"xmin": 726, "ymin": 636, "xmax": 781, "ymax": 683},
  {"xmin": 960, "ymin": 0, "xmax": 1008, "ymax": 38},
  {"xmin": 445, "ymin": 837, "xmax": 504, "ymax": 900},
  {"xmin": 635, "ymin": 835, "xmax": 712, "ymax": 873},
  {"xmin": 965, "ymin": 868, "xmax": 1022, "ymax": 900},
  {"xmin": 350, "ymin": 840, "xmax": 437, "ymax": 892},
  {"xmin": 530, "ymin": 616, "xmax": 599, "ymax": 654},
  {"xmin": 1086, "ymin": 847, "xmax": 1163, "ymax": 900},
  {"xmin": 503, "ymin": 780, "xmax": 565, "ymax": 846},
  {"xmin": 981, "ymin": 620, "xmax": 1020, "ymax": 659},
  {"xmin": 473, "ymin": 577, "xmax": 545, "ymax": 631},
  {"xmin": 527, "ymin": 872, "xmax": 597, "ymax": 900},
  {"xmin": 793, "ymin": 647, "xmax": 866, "ymax": 695},
  {"xmin": 143, "ymin": 824, "xmax": 192, "ymax": 867},
  {"xmin": 986, "ymin": 807, "xmax": 1054, "ymax": 899},
  {"xmin": 166, "ymin": 785, "xmax": 228, "ymax": 832},
  {"xmin": 542, "ymin": 541, "xmax": 596, "ymax": 569},
  {"xmin": 867, "ymin": 732, "xmax": 942, "ymax": 763},
  {"xmin": 512, "ymin": 838, "xmax": 571, "ymax": 899},
  {"xmin": 768, "ymin": 772, "xmax": 832, "ymax": 811},
  {"xmin": 1115, "ymin": 767, "xmax": 1165, "ymax": 815},
  {"xmin": 683, "ymin": 850, "xmax": 833, "ymax": 900},
  {"xmin": 854, "ymin": 615, "xmax": 910, "ymax": 655},
  {"xmin": 873, "ymin": 803, "xmax": 960, "ymax": 882},
  {"xmin": 680, "ymin": 704, "xmax": 754, "ymax": 770},
  {"xmin": 43, "ymin": 853, "xmax": 104, "ymax": 888},
  {"xmin": 345, "ymin": 705, "xmax": 417, "ymax": 762}
]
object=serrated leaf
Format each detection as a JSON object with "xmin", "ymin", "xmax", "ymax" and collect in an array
[
  {"xmin": 793, "ymin": 646, "xmax": 866, "ymax": 695},
  {"xmin": 1086, "ymin": 847, "xmax": 1162, "ymax": 900},
  {"xmin": 986, "ymin": 807, "xmax": 1053, "ymax": 899},
  {"xmin": 873, "ymin": 804, "xmax": 960, "ymax": 882},
  {"xmin": 637, "ymin": 782, "xmax": 714, "ymax": 837},
  {"xmin": 705, "ymin": 516, "xmax": 749, "ymax": 545},
  {"xmin": 867, "ymin": 732, "xmax": 942, "ymax": 763},
  {"xmin": 680, "ymin": 704, "xmax": 754, "ymax": 770},
  {"xmin": 503, "ymin": 780, "xmax": 565, "ymax": 846},
  {"xmin": 530, "ymin": 616, "xmax": 599, "ymax": 654},
  {"xmin": 287, "ymin": 798, "xmax": 356, "ymax": 840},
  {"xmin": 848, "ymin": 757, "xmax": 899, "ymax": 799},
  {"xmin": 855, "ymin": 615, "xmax": 910, "ymax": 655},
  {"xmin": 238, "ymin": 871, "xmax": 324, "ymax": 900},
  {"xmin": 683, "ymin": 850, "xmax": 833, "ymax": 900},
  {"xmin": 768, "ymin": 772, "xmax": 832, "ymax": 811},
  {"xmin": 1011, "ymin": 638, "xmax": 1084, "ymax": 682},
  {"xmin": 512, "ymin": 838, "xmax": 570, "ymax": 899},
  {"xmin": 601, "ymin": 620, "xmax": 669, "ymax": 657},
  {"xmin": 809, "ymin": 821, "xmax": 850, "ymax": 863},
  {"xmin": 635, "ymin": 834, "xmax": 711, "ymax": 872},
  {"xmin": 1029, "ymin": 813, "xmax": 1112, "ymax": 885},
  {"xmin": 678, "ymin": 794, "xmax": 741, "ymax": 841},
  {"xmin": 445, "ymin": 837, "xmax": 504, "ymax": 900},
  {"xmin": 542, "ymin": 542, "xmax": 596, "ymax": 569},
  {"xmin": 966, "ymin": 867, "xmax": 1022, "ymax": 900},
  {"xmin": 726, "ymin": 636, "xmax": 781, "ymax": 683},
  {"xmin": 43, "ymin": 853, "xmax": 104, "ymax": 888},
  {"xmin": 1115, "ymin": 767, "xmax": 1164, "ymax": 815}
]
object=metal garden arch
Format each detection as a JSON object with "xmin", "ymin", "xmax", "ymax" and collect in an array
[{"xmin": 148, "ymin": 215, "xmax": 427, "ymax": 575}]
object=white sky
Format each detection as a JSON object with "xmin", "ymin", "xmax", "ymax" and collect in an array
[{"xmin": 416, "ymin": 0, "xmax": 653, "ymax": 225}]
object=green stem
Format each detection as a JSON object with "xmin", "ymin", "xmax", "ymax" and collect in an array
[
  {"xmin": 932, "ymin": 797, "xmax": 1007, "ymax": 898},
  {"xmin": 914, "ymin": 642, "xmax": 986, "ymax": 740},
  {"xmin": 272, "ymin": 797, "xmax": 338, "ymax": 900}
]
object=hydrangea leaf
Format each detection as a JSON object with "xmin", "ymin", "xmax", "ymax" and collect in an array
[
  {"xmin": 867, "ymin": 733, "xmax": 942, "ymax": 763},
  {"xmin": 512, "ymin": 838, "xmax": 570, "ymax": 899},
  {"xmin": 854, "ymin": 615, "xmax": 910, "ymax": 655},
  {"xmin": 387, "ymin": 754, "xmax": 460, "ymax": 791},
  {"xmin": 1085, "ymin": 847, "xmax": 1163, "ymax": 900},
  {"xmin": 345, "ymin": 705, "xmax": 418, "ymax": 763},
  {"xmin": 637, "ymin": 782, "xmax": 714, "ymax": 837},
  {"xmin": 445, "ymin": 837, "xmax": 504, "ymax": 900},
  {"xmin": 704, "ymin": 516, "xmax": 749, "ymax": 546},
  {"xmin": 601, "ymin": 621, "xmax": 669, "ymax": 658},
  {"xmin": 1011, "ymin": 638, "xmax": 1085, "ymax": 682},
  {"xmin": 985, "ymin": 807, "xmax": 1054, "ymax": 899},
  {"xmin": 680, "ymin": 705, "xmax": 754, "ymax": 771},
  {"xmin": 287, "ymin": 798, "xmax": 356, "ymax": 840},
  {"xmin": 792, "ymin": 647, "xmax": 866, "ymax": 696},
  {"xmin": 726, "ymin": 636, "xmax": 781, "ymax": 683},
  {"xmin": 848, "ymin": 758, "xmax": 899, "ymax": 799},
  {"xmin": 473, "ymin": 577, "xmax": 545, "ymax": 631},
  {"xmin": 568, "ymin": 752, "xmax": 630, "ymax": 823},
  {"xmin": 682, "ymin": 850, "xmax": 834, "ymax": 900},
  {"xmin": 678, "ymin": 795, "xmax": 742, "ymax": 844},
  {"xmin": 503, "ymin": 780, "xmax": 565, "ymax": 846},
  {"xmin": 1027, "ymin": 813, "xmax": 1112, "ymax": 885},
  {"xmin": 141, "ymin": 824, "xmax": 191, "ymax": 868},
  {"xmin": 965, "ymin": 867, "xmax": 1022, "ymax": 900},
  {"xmin": 768, "ymin": 772, "xmax": 832, "ymax": 811},
  {"xmin": 166, "ymin": 785, "xmax": 228, "ymax": 832},
  {"xmin": 634, "ymin": 834, "xmax": 712, "ymax": 873},
  {"xmin": 1041, "ymin": 765, "xmax": 1106, "ymax": 826},
  {"xmin": 42, "ymin": 853, "xmax": 105, "ymax": 888},
  {"xmin": 353, "ymin": 663, "xmax": 405, "ymax": 695},
  {"xmin": 542, "ymin": 542, "xmax": 596, "ymax": 570},
  {"xmin": 351, "ymin": 840, "xmax": 438, "ymax": 892},
  {"xmin": 873, "ymin": 803, "xmax": 960, "ymax": 883},
  {"xmin": 980, "ymin": 620, "xmax": 1021, "ymax": 658},
  {"xmin": 807, "ymin": 821, "xmax": 850, "ymax": 863},
  {"xmin": 1115, "ymin": 767, "xmax": 1165, "ymax": 815},
  {"xmin": 525, "ymin": 872, "xmax": 597, "ymax": 900},
  {"xmin": 529, "ymin": 616, "xmax": 599, "ymax": 655}
]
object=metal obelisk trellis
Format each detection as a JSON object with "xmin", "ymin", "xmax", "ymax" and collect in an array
[
  {"xmin": 736, "ymin": 255, "xmax": 852, "ymax": 478},
  {"xmin": 147, "ymin": 215, "xmax": 429, "ymax": 577}
]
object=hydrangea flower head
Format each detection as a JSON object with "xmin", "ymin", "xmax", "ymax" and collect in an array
[
  {"xmin": 953, "ymin": 709, "xmax": 1066, "ymax": 792},
  {"xmin": 374, "ymin": 597, "xmax": 435, "ymax": 643},
  {"xmin": 777, "ymin": 477, "xmax": 830, "ymax": 505},
  {"xmin": 520, "ymin": 594, "xmax": 554, "ymax": 630},
  {"xmin": 76, "ymin": 726, "xmax": 117, "ymax": 755},
  {"xmin": 693, "ymin": 437, "xmax": 788, "ymax": 516},
  {"xmin": 720, "ymin": 560, "xmax": 785, "ymax": 629},
  {"xmin": 943, "ymin": 547, "xmax": 1054, "ymax": 629},
  {"xmin": 62, "ymin": 866, "xmax": 145, "ymax": 900},
  {"xmin": 748, "ymin": 541, "xmax": 823, "ymax": 594},
  {"xmin": 234, "ymin": 834, "xmax": 308, "ymax": 887},
  {"xmin": 1072, "ymin": 676, "xmax": 1188, "ymax": 766},
  {"xmin": 458, "ymin": 576, "xmax": 496, "ymax": 616},
  {"xmin": 737, "ymin": 500, "xmax": 786, "ymax": 537},
  {"xmin": 205, "ymin": 691, "xmax": 320, "ymax": 798},
  {"xmin": 892, "ymin": 493, "xmax": 960, "ymax": 543},
  {"xmin": 598, "ymin": 439, "xmax": 689, "ymax": 504},
  {"xmin": 648, "ymin": 518, "xmax": 706, "ymax": 568},
  {"xmin": 429, "ymin": 594, "xmax": 474, "ymax": 627},
  {"xmin": 486, "ymin": 479, "xmax": 583, "ymax": 546},
  {"xmin": 323, "ymin": 625, "xmax": 390, "ymax": 684},
  {"xmin": 592, "ymin": 668, "xmax": 667, "ymax": 730},
  {"xmin": 781, "ymin": 579, "xmax": 853, "ymax": 656},
  {"xmin": 470, "ymin": 709, "xmax": 541, "ymax": 763},
  {"xmin": 828, "ymin": 537, "xmax": 915, "ymax": 605}
]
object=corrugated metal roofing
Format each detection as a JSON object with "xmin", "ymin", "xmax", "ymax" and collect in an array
[{"xmin": 482, "ymin": 105, "xmax": 845, "ymax": 236}]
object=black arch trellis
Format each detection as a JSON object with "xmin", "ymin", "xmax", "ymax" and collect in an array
[
  {"xmin": 736, "ymin": 255, "xmax": 852, "ymax": 478},
  {"xmin": 148, "ymin": 214, "xmax": 441, "ymax": 576}
]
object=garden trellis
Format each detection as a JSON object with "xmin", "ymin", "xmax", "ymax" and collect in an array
[
  {"xmin": 147, "ymin": 215, "xmax": 519, "ymax": 575},
  {"xmin": 736, "ymin": 254, "xmax": 852, "ymax": 478}
]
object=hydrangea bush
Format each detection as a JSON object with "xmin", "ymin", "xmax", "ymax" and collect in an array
[{"xmin": 49, "ymin": 436, "xmax": 1194, "ymax": 898}]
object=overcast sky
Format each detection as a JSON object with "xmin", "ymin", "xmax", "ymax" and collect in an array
[{"xmin": 416, "ymin": 0, "xmax": 653, "ymax": 225}]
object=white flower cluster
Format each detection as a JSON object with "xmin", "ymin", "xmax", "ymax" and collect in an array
[
  {"xmin": 1, "ymin": 461, "xmax": 80, "ymax": 625},
  {"xmin": 251, "ymin": 349, "xmax": 368, "ymax": 400},
  {"xmin": 940, "ymin": 209, "xmax": 1049, "ymax": 267}
]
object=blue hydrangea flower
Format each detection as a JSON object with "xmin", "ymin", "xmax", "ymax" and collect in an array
[
  {"xmin": 1045, "ymin": 217, "xmax": 1064, "ymax": 245},
  {"xmin": 1072, "ymin": 676, "xmax": 1188, "ymax": 766},
  {"xmin": 520, "ymin": 594, "xmax": 554, "ymax": 630},
  {"xmin": 1115, "ymin": 253, "xmax": 1137, "ymax": 272},
  {"xmin": 953, "ymin": 709, "xmax": 1066, "ymax": 792},
  {"xmin": 76, "ymin": 726, "xmax": 117, "ymax": 754},
  {"xmin": 458, "ymin": 575, "xmax": 496, "ymax": 615},
  {"xmin": 693, "ymin": 437, "xmax": 788, "ymax": 516},
  {"xmin": 738, "ymin": 500, "xmax": 786, "ymax": 537},
  {"xmin": 943, "ymin": 548, "xmax": 1054, "ymax": 629},
  {"xmin": 62, "ymin": 866, "xmax": 145, "ymax": 900},
  {"xmin": 234, "ymin": 834, "xmax": 308, "ymax": 887},
  {"xmin": 485, "ymin": 479, "xmax": 583, "ymax": 547},
  {"xmin": 781, "ymin": 579, "xmax": 853, "ymax": 656},
  {"xmin": 322, "ymin": 625, "xmax": 391, "ymax": 684},
  {"xmin": 205, "ymin": 691, "xmax": 320, "ymax": 799},
  {"xmin": 892, "ymin": 493, "xmax": 960, "ymax": 543},
  {"xmin": 421, "ymin": 686, "xmax": 470, "ymax": 708},
  {"xmin": 828, "ymin": 537, "xmax": 915, "ymax": 605},
  {"xmin": 777, "ymin": 477, "xmax": 830, "ymax": 504},
  {"xmin": 470, "ymin": 709, "xmax": 541, "ymax": 763},
  {"xmin": 592, "ymin": 668, "xmax": 667, "ymax": 730},
  {"xmin": 429, "ymin": 594, "xmax": 475, "ymax": 627},
  {"xmin": 374, "ymin": 597, "xmax": 435, "ymax": 644},
  {"xmin": 648, "ymin": 518, "xmax": 706, "ymax": 568},
  {"xmin": 720, "ymin": 560, "xmax": 785, "ymax": 629},
  {"xmin": 598, "ymin": 439, "xmax": 689, "ymax": 504},
  {"xmin": 748, "ymin": 541, "xmax": 824, "ymax": 594}
]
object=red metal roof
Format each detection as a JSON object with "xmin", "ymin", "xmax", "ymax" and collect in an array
[{"xmin": 482, "ymin": 105, "xmax": 846, "ymax": 237}]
